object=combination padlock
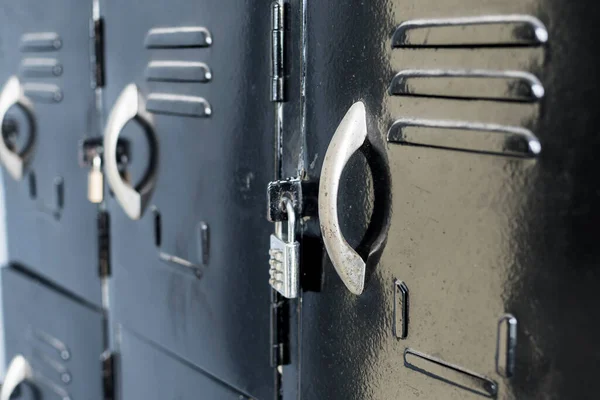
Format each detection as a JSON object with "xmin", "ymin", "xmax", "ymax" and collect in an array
[
  {"xmin": 88, "ymin": 153, "xmax": 104, "ymax": 204},
  {"xmin": 269, "ymin": 197, "xmax": 299, "ymax": 299}
]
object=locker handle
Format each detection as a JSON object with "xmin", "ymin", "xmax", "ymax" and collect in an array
[
  {"xmin": 104, "ymin": 84, "xmax": 157, "ymax": 220},
  {"xmin": 0, "ymin": 76, "xmax": 36, "ymax": 181},
  {"xmin": 1, "ymin": 355, "xmax": 33, "ymax": 400},
  {"xmin": 319, "ymin": 101, "xmax": 392, "ymax": 295}
]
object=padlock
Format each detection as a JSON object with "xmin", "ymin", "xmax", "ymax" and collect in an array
[
  {"xmin": 269, "ymin": 197, "xmax": 299, "ymax": 299},
  {"xmin": 88, "ymin": 154, "xmax": 104, "ymax": 203}
]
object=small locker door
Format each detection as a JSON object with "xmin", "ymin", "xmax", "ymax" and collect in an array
[
  {"xmin": 0, "ymin": 0, "xmax": 102, "ymax": 306},
  {"xmin": 290, "ymin": 0, "xmax": 600, "ymax": 399},
  {"xmin": 101, "ymin": 1, "xmax": 274, "ymax": 398},
  {"xmin": 118, "ymin": 328, "xmax": 252, "ymax": 400},
  {"xmin": 1, "ymin": 267, "xmax": 104, "ymax": 400}
]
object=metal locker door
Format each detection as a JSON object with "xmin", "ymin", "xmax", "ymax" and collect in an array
[
  {"xmin": 0, "ymin": 1, "xmax": 103, "ymax": 306},
  {"xmin": 101, "ymin": 1, "xmax": 274, "ymax": 398},
  {"xmin": 287, "ymin": 0, "xmax": 600, "ymax": 399},
  {"xmin": 118, "ymin": 328, "xmax": 251, "ymax": 399},
  {"xmin": 1, "ymin": 267, "xmax": 105, "ymax": 400}
]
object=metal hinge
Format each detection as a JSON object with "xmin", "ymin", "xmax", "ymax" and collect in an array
[
  {"xmin": 270, "ymin": 1, "xmax": 287, "ymax": 102},
  {"xmin": 90, "ymin": 17, "xmax": 105, "ymax": 88},
  {"xmin": 98, "ymin": 210, "xmax": 111, "ymax": 278},
  {"xmin": 101, "ymin": 351, "xmax": 115, "ymax": 400}
]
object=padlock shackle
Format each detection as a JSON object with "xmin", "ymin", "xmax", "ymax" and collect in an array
[{"xmin": 281, "ymin": 196, "xmax": 295, "ymax": 241}]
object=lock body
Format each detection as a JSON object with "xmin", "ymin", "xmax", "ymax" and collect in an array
[
  {"xmin": 269, "ymin": 233, "xmax": 299, "ymax": 299},
  {"xmin": 268, "ymin": 194, "xmax": 300, "ymax": 299},
  {"xmin": 88, "ymin": 155, "xmax": 104, "ymax": 204}
]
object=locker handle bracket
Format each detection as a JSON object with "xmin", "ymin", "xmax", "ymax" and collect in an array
[
  {"xmin": 104, "ymin": 84, "xmax": 157, "ymax": 220},
  {"xmin": 1, "ymin": 355, "xmax": 33, "ymax": 400},
  {"xmin": 0, "ymin": 76, "xmax": 36, "ymax": 181}
]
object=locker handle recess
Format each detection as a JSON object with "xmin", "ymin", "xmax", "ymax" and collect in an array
[
  {"xmin": 318, "ymin": 101, "xmax": 391, "ymax": 295},
  {"xmin": 104, "ymin": 84, "xmax": 157, "ymax": 220},
  {"xmin": 1, "ymin": 355, "xmax": 33, "ymax": 400},
  {"xmin": 0, "ymin": 76, "xmax": 36, "ymax": 181}
]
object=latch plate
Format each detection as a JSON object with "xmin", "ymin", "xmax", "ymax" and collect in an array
[{"xmin": 267, "ymin": 177, "xmax": 302, "ymax": 222}]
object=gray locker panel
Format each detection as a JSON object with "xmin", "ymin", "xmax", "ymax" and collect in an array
[
  {"xmin": 0, "ymin": 0, "xmax": 102, "ymax": 306},
  {"xmin": 119, "ymin": 328, "xmax": 249, "ymax": 400},
  {"xmin": 2, "ymin": 267, "xmax": 104, "ymax": 400}
]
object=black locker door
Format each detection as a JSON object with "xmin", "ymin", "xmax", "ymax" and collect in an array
[
  {"xmin": 101, "ymin": 1, "xmax": 274, "ymax": 398},
  {"xmin": 286, "ymin": 0, "xmax": 600, "ymax": 399},
  {"xmin": 0, "ymin": 0, "xmax": 102, "ymax": 306},
  {"xmin": 118, "ymin": 328, "xmax": 250, "ymax": 399},
  {"xmin": 2, "ymin": 268, "xmax": 104, "ymax": 400}
]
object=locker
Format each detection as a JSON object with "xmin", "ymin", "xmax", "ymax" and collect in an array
[
  {"xmin": 279, "ymin": 0, "xmax": 600, "ymax": 399},
  {"xmin": 0, "ymin": 0, "xmax": 599, "ymax": 399},
  {"xmin": 1, "ymin": 267, "xmax": 105, "ymax": 400},
  {"xmin": 0, "ymin": 0, "xmax": 103, "ymax": 306},
  {"xmin": 101, "ymin": 1, "xmax": 275, "ymax": 398},
  {"xmin": 117, "ymin": 328, "xmax": 249, "ymax": 399}
]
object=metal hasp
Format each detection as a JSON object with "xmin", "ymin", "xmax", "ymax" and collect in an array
[
  {"xmin": 269, "ymin": 197, "xmax": 300, "ymax": 299},
  {"xmin": 318, "ymin": 102, "xmax": 369, "ymax": 295},
  {"xmin": 1, "ymin": 355, "xmax": 33, "ymax": 400},
  {"xmin": 267, "ymin": 177, "xmax": 302, "ymax": 221},
  {"xmin": 103, "ymin": 84, "xmax": 157, "ymax": 220},
  {"xmin": 0, "ymin": 76, "xmax": 36, "ymax": 181}
]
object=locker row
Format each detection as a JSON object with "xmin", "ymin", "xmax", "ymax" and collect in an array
[
  {"xmin": 1, "ymin": 0, "xmax": 599, "ymax": 399},
  {"xmin": 1, "ymin": 0, "xmax": 274, "ymax": 398}
]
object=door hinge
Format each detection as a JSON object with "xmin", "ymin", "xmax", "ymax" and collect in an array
[
  {"xmin": 271, "ymin": 293, "xmax": 290, "ymax": 368},
  {"xmin": 270, "ymin": 2, "xmax": 287, "ymax": 102},
  {"xmin": 98, "ymin": 210, "xmax": 110, "ymax": 278},
  {"xmin": 91, "ymin": 17, "xmax": 105, "ymax": 88},
  {"xmin": 101, "ymin": 351, "xmax": 115, "ymax": 400}
]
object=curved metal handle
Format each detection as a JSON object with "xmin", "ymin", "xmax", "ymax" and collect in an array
[
  {"xmin": 104, "ymin": 84, "xmax": 157, "ymax": 220},
  {"xmin": 1, "ymin": 354, "xmax": 33, "ymax": 400},
  {"xmin": 0, "ymin": 76, "xmax": 35, "ymax": 181},
  {"xmin": 318, "ymin": 102, "xmax": 369, "ymax": 295}
]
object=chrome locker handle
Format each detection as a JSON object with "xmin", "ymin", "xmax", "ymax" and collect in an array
[
  {"xmin": 318, "ymin": 101, "xmax": 392, "ymax": 295},
  {"xmin": 104, "ymin": 84, "xmax": 157, "ymax": 220},
  {"xmin": 319, "ymin": 102, "xmax": 369, "ymax": 295},
  {"xmin": 1, "ymin": 355, "xmax": 33, "ymax": 400},
  {"xmin": 0, "ymin": 76, "xmax": 36, "ymax": 181}
]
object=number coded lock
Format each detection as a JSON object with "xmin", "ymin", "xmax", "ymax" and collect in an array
[
  {"xmin": 269, "ymin": 197, "xmax": 299, "ymax": 299},
  {"xmin": 88, "ymin": 154, "xmax": 104, "ymax": 203}
]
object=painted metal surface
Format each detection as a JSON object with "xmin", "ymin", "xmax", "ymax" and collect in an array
[
  {"xmin": 117, "ymin": 328, "xmax": 250, "ymax": 399},
  {"xmin": 1, "ymin": 267, "xmax": 104, "ymax": 400},
  {"xmin": 0, "ymin": 0, "xmax": 102, "ymax": 306},
  {"xmin": 286, "ymin": 0, "xmax": 600, "ymax": 399},
  {"xmin": 101, "ymin": 0, "xmax": 274, "ymax": 398}
]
